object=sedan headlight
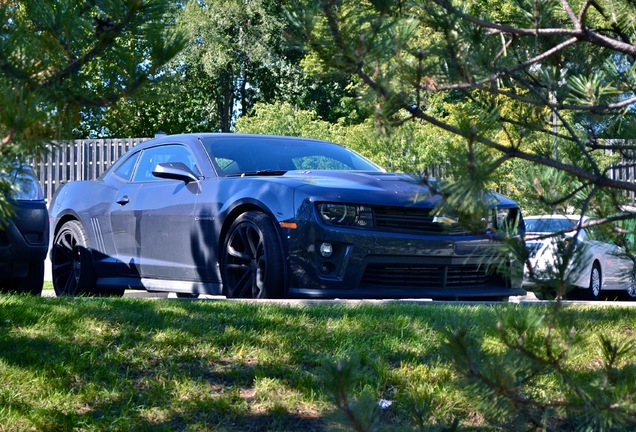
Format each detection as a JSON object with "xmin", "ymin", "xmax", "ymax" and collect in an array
[{"xmin": 318, "ymin": 203, "xmax": 373, "ymax": 227}]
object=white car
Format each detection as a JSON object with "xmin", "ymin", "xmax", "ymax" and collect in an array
[{"xmin": 523, "ymin": 214, "xmax": 636, "ymax": 300}]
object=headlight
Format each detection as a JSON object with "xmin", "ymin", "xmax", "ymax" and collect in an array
[
  {"xmin": 318, "ymin": 203, "xmax": 373, "ymax": 227},
  {"xmin": 11, "ymin": 172, "xmax": 44, "ymax": 201},
  {"xmin": 563, "ymin": 236, "xmax": 578, "ymax": 248}
]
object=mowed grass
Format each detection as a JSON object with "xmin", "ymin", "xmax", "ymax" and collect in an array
[{"xmin": 0, "ymin": 295, "xmax": 635, "ymax": 431}]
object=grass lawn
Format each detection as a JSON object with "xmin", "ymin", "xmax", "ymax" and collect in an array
[{"xmin": 1, "ymin": 295, "xmax": 635, "ymax": 431}]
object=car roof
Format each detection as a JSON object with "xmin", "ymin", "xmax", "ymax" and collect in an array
[
  {"xmin": 525, "ymin": 214, "xmax": 592, "ymax": 221},
  {"xmin": 139, "ymin": 133, "xmax": 337, "ymax": 148}
]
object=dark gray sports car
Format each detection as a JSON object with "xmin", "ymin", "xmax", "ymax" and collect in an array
[{"xmin": 49, "ymin": 133, "xmax": 526, "ymax": 299}]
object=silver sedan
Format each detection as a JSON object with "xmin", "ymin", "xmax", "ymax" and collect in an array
[{"xmin": 523, "ymin": 214, "xmax": 636, "ymax": 300}]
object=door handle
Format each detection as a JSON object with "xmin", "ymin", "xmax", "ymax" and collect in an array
[{"xmin": 116, "ymin": 195, "xmax": 130, "ymax": 205}]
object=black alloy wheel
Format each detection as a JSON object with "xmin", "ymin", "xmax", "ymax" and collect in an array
[
  {"xmin": 52, "ymin": 220, "xmax": 125, "ymax": 297},
  {"xmin": 221, "ymin": 211, "xmax": 285, "ymax": 299},
  {"xmin": 51, "ymin": 220, "xmax": 98, "ymax": 296},
  {"xmin": 176, "ymin": 293, "xmax": 200, "ymax": 298}
]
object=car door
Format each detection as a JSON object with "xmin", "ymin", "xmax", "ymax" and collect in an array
[
  {"xmin": 129, "ymin": 144, "xmax": 203, "ymax": 281},
  {"xmin": 109, "ymin": 151, "xmax": 143, "ymax": 277}
]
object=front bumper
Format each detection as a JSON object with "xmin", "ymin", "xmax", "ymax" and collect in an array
[
  {"xmin": 0, "ymin": 201, "xmax": 49, "ymax": 278},
  {"xmin": 285, "ymin": 221, "xmax": 525, "ymax": 299}
]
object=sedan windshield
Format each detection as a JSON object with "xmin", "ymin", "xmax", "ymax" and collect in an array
[{"xmin": 202, "ymin": 136, "xmax": 382, "ymax": 176}]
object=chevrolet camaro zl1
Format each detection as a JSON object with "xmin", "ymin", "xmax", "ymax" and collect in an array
[{"xmin": 49, "ymin": 133, "xmax": 525, "ymax": 299}]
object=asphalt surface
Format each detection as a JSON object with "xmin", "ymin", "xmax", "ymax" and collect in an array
[
  {"xmin": 43, "ymin": 256, "xmax": 539, "ymax": 301},
  {"xmin": 44, "ymin": 258, "xmax": 636, "ymax": 304}
]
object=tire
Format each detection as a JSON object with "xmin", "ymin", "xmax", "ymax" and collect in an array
[
  {"xmin": 579, "ymin": 262, "xmax": 603, "ymax": 301},
  {"xmin": 51, "ymin": 220, "xmax": 98, "ymax": 296},
  {"xmin": 176, "ymin": 293, "xmax": 199, "ymax": 299},
  {"xmin": 532, "ymin": 286, "xmax": 562, "ymax": 300},
  {"xmin": 0, "ymin": 261, "xmax": 45, "ymax": 295},
  {"xmin": 14, "ymin": 261, "xmax": 45, "ymax": 295},
  {"xmin": 533, "ymin": 291, "xmax": 554, "ymax": 301},
  {"xmin": 221, "ymin": 211, "xmax": 285, "ymax": 299}
]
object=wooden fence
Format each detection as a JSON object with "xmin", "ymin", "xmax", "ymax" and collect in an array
[
  {"xmin": 32, "ymin": 138, "xmax": 150, "ymax": 203},
  {"xmin": 609, "ymin": 163, "xmax": 636, "ymax": 202},
  {"xmin": 29, "ymin": 137, "xmax": 636, "ymax": 204}
]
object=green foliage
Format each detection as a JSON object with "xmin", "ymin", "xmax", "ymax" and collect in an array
[
  {"xmin": 79, "ymin": 65, "xmax": 222, "ymax": 137},
  {"xmin": 320, "ymin": 357, "xmax": 382, "ymax": 432},
  {"xmin": 177, "ymin": 0, "xmax": 288, "ymax": 132},
  {"xmin": 444, "ymin": 305, "xmax": 636, "ymax": 431},
  {"xmin": 0, "ymin": 0, "xmax": 183, "ymax": 213},
  {"xmin": 236, "ymin": 101, "xmax": 465, "ymax": 180},
  {"xmin": 87, "ymin": 0, "xmax": 363, "ymax": 136},
  {"xmin": 293, "ymin": 0, "xmax": 636, "ymax": 215}
]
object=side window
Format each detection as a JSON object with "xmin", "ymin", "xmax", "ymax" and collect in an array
[
  {"xmin": 112, "ymin": 153, "xmax": 139, "ymax": 181},
  {"xmin": 132, "ymin": 144, "xmax": 200, "ymax": 182}
]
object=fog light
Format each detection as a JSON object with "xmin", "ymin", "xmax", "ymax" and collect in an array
[
  {"xmin": 320, "ymin": 262, "xmax": 335, "ymax": 274},
  {"xmin": 320, "ymin": 242, "xmax": 333, "ymax": 257}
]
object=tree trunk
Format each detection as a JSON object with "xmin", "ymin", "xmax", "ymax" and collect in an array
[{"xmin": 218, "ymin": 64, "xmax": 235, "ymax": 132}]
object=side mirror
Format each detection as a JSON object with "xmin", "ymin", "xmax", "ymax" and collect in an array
[{"xmin": 152, "ymin": 162, "xmax": 200, "ymax": 183}]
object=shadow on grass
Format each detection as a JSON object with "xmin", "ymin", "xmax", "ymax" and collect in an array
[{"xmin": 1, "ymin": 296, "xmax": 633, "ymax": 431}]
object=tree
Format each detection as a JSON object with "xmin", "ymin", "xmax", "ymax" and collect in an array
[
  {"xmin": 295, "ymin": 0, "xmax": 636, "ymax": 213},
  {"xmin": 172, "ymin": 0, "xmax": 291, "ymax": 132},
  {"xmin": 0, "ymin": 0, "xmax": 183, "ymax": 214},
  {"xmin": 292, "ymin": 1, "xmax": 636, "ymax": 429},
  {"xmin": 89, "ymin": 0, "xmax": 372, "ymax": 138},
  {"xmin": 293, "ymin": 0, "xmax": 636, "ymax": 279},
  {"xmin": 77, "ymin": 63, "xmax": 221, "ymax": 137},
  {"xmin": 235, "ymin": 100, "xmax": 454, "ymax": 177}
]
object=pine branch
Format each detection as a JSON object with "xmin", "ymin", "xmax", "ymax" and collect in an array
[
  {"xmin": 432, "ymin": 0, "xmax": 636, "ymax": 56},
  {"xmin": 41, "ymin": 2, "xmax": 143, "ymax": 89}
]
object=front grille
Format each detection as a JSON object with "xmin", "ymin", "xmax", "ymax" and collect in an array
[
  {"xmin": 361, "ymin": 263, "xmax": 495, "ymax": 288},
  {"xmin": 373, "ymin": 206, "xmax": 469, "ymax": 235}
]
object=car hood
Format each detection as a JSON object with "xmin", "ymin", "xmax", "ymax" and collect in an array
[{"xmin": 288, "ymin": 170, "xmax": 517, "ymax": 208}]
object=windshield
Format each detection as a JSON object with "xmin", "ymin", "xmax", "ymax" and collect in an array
[
  {"xmin": 525, "ymin": 218, "xmax": 577, "ymax": 233},
  {"xmin": 202, "ymin": 136, "xmax": 382, "ymax": 176}
]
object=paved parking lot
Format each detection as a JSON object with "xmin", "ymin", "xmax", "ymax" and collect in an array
[{"xmin": 45, "ymin": 259, "xmax": 634, "ymax": 304}]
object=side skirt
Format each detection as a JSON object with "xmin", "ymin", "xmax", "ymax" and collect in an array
[{"xmin": 97, "ymin": 277, "xmax": 224, "ymax": 295}]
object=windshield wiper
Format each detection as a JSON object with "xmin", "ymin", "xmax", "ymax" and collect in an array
[{"xmin": 226, "ymin": 170, "xmax": 288, "ymax": 177}]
